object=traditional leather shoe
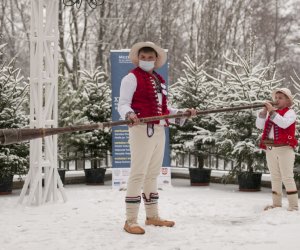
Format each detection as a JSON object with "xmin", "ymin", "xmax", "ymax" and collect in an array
[
  {"xmin": 124, "ymin": 221, "xmax": 145, "ymax": 234},
  {"xmin": 145, "ymin": 217, "xmax": 175, "ymax": 227},
  {"xmin": 264, "ymin": 205, "xmax": 281, "ymax": 211}
]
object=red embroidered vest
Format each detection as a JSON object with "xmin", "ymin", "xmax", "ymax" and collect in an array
[
  {"xmin": 259, "ymin": 107, "xmax": 297, "ymax": 149},
  {"xmin": 130, "ymin": 67, "xmax": 169, "ymax": 125}
]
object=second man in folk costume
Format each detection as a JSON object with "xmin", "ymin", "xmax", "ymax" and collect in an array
[{"xmin": 256, "ymin": 88, "xmax": 298, "ymax": 211}]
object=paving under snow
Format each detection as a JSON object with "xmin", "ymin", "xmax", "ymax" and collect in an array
[{"xmin": 1, "ymin": 179, "xmax": 300, "ymax": 250}]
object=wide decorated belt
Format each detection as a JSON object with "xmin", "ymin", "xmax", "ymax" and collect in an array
[{"xmin": 263, "ymin": 139, "xmax": 288, "ymax": 147}]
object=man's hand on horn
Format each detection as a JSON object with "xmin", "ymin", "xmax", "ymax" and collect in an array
[
  {"xmin": 186, "ymin": 108, "xmax": 197, "ymax": 118},
  {"xmin": 265, "ymin": 101, "xmax": 276, "ymax": 114},
  {"xmin": 126, "ymin": 112, "xmax": 140, "ymax": 127}
]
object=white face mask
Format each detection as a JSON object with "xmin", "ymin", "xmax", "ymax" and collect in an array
[{"xmin": 139, "ymin": 60, "xmax": 155, "ymax": 71}]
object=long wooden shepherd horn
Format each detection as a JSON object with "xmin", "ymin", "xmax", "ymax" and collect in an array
[{"xmin": 0, "ymin": 102, "xmax": 272, "ymax": 145}]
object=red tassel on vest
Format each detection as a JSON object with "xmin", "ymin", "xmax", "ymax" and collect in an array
[
  {"xmin": 259, "ymin": 107, "xmax": 297, "ymax": 149},
  {"xmin": 130, "ymin": 67, "xmax": 170, "ymax": 125}
]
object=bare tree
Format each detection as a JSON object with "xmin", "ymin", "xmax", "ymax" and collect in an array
[{"xmin": 2, "ymin": 0, "xmax": 300, "ymax": 86}]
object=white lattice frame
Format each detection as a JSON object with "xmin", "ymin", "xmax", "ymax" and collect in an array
[{"xmin": 19, "ymin": 0, "xmax": 67, "ymax": 205}]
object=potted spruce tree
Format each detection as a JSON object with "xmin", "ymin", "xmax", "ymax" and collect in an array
[
  {"xmin": 57, "ymin": 63, "xmax": 89, "ymax": 184},
  {"xmin": 0, "ymin": 45, "xmax": 29, "ymax": 194},
  {"xmin": 186, "ymin": 128, "xmax": 216, "ymax": 186},
  {"xmin": 57, "ymin": 66, "xmax": 111, "ymax": 184},
  {"xmin": 0, "ymin": 144, "xmax": 29, "ymax": 194},
  {"xmin": 214, "ymin": 47, "xmax": 281, "ymax": 191},
  {"xmin": 229, "ymin": 139, "xmax": 266, "ymax": 191},
  {"xmin": 169, "ymin": 55, "xmax": 221, "ymax": 186},
  {"xmin": 80, "ymin": 67, "xmax": 111, "ymax": 185}
]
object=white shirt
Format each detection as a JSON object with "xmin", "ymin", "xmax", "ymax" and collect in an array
[
  {"xmin": 118, "ymin": 73, "xmax": 182, "ymax": 125},
  {"xmin": 255, "ymin": 109, "xmax": 297, "ymax": 139}
]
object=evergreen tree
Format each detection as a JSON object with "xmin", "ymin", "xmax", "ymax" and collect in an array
[
  {"xmin": 169, "ymin": 54, "xmax": 221, "ymax": 168},
  {"xmin": 290, "ymin": 69, "xmax": 300, "ymax": 127},
  {"xmin": 290, "ymin": 70, "xmax": 300, "ymax": 166},
  {"xmin": 79, "ymin": 66, "xmax": 111, "ymax": 167},
  {"xmin": 214, "ymin": 48, "xmax": 282, "ymax": 174},
  {"xmin": 58, "ymin": 66, "xmax": 111, "ymax": 167},
  {"xmin": 57, "ymin": 69, "xmax": 90, "ymax": 162},
  {"xmin": 0, "ymin": 44, "xmax": 29, "ymax": 178}
]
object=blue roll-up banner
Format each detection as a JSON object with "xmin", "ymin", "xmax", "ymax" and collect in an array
[{"xmin": 110, "ymin": 49, "xmax": 171, "ymax": 189}]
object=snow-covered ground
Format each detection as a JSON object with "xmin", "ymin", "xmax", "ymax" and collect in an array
[{"xmin": 1, "ymin": 179, "xmax": 300, "ymax": 250}]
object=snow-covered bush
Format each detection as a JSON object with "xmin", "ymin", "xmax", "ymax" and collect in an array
[{"xmin": 0, "ymin": 44, "xmax": 29, "ymax": 178}]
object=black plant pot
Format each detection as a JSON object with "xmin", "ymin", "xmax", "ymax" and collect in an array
[
  {"xmin": 0, "ymin": 175, "xmax": 14, "ymax": 195},
  {"xmin": 84, "ymin": 168, "xmax": 106, "ymax": 185},
  {"xmin": 42, "ymin": 169, "xmax": 67, "ymax": 187},
  {"xmin": 238, "ymin": 172, "xmax": 262, "ymax": 192},
  {"xmin": 189, "ymin": 168, "xmax": 212, "ymax": 186},
  {"xmin": 58, "ymin": 169, "xmax": 66, "ymax": 185}
]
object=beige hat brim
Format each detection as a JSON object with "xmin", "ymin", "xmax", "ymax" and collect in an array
[
  {"xmin": 272, "ymin": 88, "xmax": 293, "ymax": 105},
  {"xmin": 129, "ymin": 42, "xmax": 167, "ymax": 69}
]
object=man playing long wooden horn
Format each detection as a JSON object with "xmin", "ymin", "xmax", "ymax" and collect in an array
[
  {"xmin": 256, "ymin": 88, "xmax": 298, "ymax": 211},
  {"xmin": 118, "ymin": 41, "xmax": 196, "ymax": 234}
]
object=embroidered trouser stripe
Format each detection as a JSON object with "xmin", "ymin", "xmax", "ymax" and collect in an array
[
  {"xmin": 287, "ymin": 191, "xmax": 298, "ymax": 195},
  {"xmin": 125, "ymin": 196, "xmax": 141, "ymax": 204},
  {"xmin": 142, "ymin": 192, "xmax": 159, "ymax": 205}
]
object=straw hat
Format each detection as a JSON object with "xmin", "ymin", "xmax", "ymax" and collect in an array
[
  {"xmin": 272, "ymin": 88, "xmax": 293, "ymax": 105},
  {"xmin": 129, "ymin": 41, "xmax": 167, "ymax": 69}
]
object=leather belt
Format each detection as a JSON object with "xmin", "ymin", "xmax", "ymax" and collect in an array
[
  {"xmin": 263, "ymin": 139, "xmax": 288, "ymax": 147},
  {"xmin": 265, "ymin": 143, "xmax": 289, "ymax": 147}
]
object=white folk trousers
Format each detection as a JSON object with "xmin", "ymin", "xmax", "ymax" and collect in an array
[
  {"xmin": 125, "ymin": 125, "xmax": 165, "ymax": 222},
  {"xmin": 266, "ymin": 146, "xmax": 298, "ymax": 209}
]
